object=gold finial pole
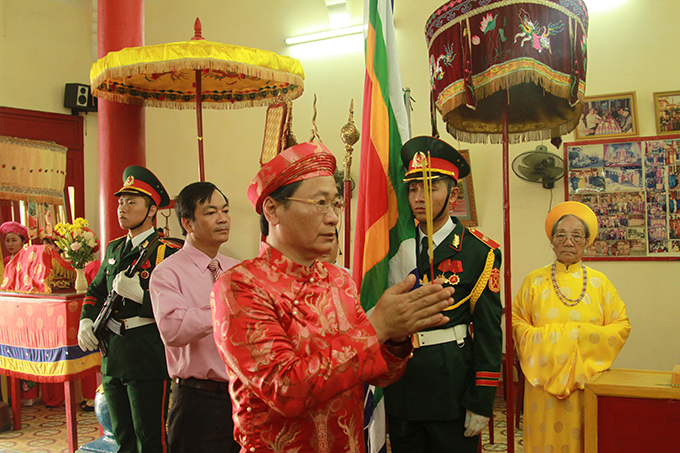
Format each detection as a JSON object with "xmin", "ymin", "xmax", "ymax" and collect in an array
[
  {"xmin": 341, "ymin": 99, "xmax": 360, "ymax": 181},
  {"xmin": 340, "ymin": 99, "xmax": 360, "ymax": 269}
]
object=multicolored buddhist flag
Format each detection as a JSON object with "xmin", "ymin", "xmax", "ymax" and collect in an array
[{"xmin": 354, "ymin": 1, "xmax": 415, "ymax": 451}]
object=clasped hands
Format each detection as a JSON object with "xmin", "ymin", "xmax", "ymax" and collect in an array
[{"xmin": 369, "ymin": 273, "xmax": 454, "ymax": 344}]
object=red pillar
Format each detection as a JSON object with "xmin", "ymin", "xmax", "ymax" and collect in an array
[{"xmin": 97, "ymin": 0, "xmax": 145, "ymax": 246}]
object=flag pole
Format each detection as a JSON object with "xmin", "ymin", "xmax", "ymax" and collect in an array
[{"xmin": 341, "ymin": 100, "xmax": 360, "ymax": 268}]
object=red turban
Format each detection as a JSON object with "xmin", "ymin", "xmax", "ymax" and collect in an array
[
  {"xmin": 247, "ymin": 142, "xmax": 336, "ymax": 214},
  {"xmin": 0, "ymin": 221, "xmax": 29, "ymax": 241}
]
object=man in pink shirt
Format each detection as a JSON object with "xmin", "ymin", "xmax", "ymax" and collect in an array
[{"xmin": 150, "ymin": 182, "xmax": 240, "ymax": 453}]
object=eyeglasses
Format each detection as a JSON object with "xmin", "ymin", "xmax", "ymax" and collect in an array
[
  {"xmin": 553, "ymin": 232, "xmax": 586, "ymax": 245},
  {"xmin": 285, "ymin": 197, "xmax": 345, "ymax": 215}
]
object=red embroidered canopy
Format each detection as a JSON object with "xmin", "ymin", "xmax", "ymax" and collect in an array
[{"xmin": 426, "ymin": 0, "xmax": 588, "ymax": 143}]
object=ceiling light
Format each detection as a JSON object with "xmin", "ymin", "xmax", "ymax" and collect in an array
[{"xmin": 284, "ymin": 25, "xmax": 365, "ymax": 46}]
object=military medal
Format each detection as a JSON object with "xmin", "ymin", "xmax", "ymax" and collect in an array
[
  {"xmin": 436, "ymin": 273, "xmax": 460, "ymax": 286},
  {"xmin": 140, "ymin": 270, "xmax": 150, "ymax": 279},
  {"xmin": 438, "ymin": 259, "xmax": 463, "ymax": 274}
]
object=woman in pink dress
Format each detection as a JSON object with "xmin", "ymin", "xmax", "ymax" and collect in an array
[{"xmin": 1, "ymin": 221, "xmax": 29, "ymax": 267}]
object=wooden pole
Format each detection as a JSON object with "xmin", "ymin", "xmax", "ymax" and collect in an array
[
  {"xmin": 502, "ymin": 91, "xmax": 515, "ymax": 453},
  {"xmin": 192, "ymin": 18, "xmax": 206, "ymax": 182},
  {"xmin": 196, "ymin": 70, "xmax": 205, "ymax": 182}
]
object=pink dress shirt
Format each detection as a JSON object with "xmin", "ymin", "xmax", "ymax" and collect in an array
[
  {"xmin": 211, "ymin": 243, "xmax": 409, "ymax": 453},
  {"xmin": 150, "ymin": 240, "xmax": 239, "ymax": 381}
]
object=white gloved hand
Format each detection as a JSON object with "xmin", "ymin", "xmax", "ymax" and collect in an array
[
  {"xmin": 463, "ymin": 409, "xmax": 489, "ymax": 437},
  {"xmin": 112, "ymin": 272, "xmax": 144, "ymax": 304},
  {"xmin": 78, "ymin": 318, "xmax": 98, "ymax": 352}
]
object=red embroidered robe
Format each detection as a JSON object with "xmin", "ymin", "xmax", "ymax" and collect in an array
[{"xmin": 211, "ymin": 244, "xmax": 408, "ymax": 453}]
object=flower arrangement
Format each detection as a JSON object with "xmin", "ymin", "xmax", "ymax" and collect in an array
[{"xmin": 54, "ymin": 218, "xmax": 100, "ymax": 269}]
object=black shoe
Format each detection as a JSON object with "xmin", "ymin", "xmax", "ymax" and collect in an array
[{"xmin": 79, "ymin": 400, "xmax": 95, "ymax": 412}]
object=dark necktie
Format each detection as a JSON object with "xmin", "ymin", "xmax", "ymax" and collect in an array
[
  {"xmin": 418, "ymin": 236, "xmax": 430, "ymax": 270},
  {"xmin": 208, "ymin": 259, "xmax": 221, "ymax": 282},
  {"xmin": 121, "ymin": 240, "xmax": 132, "ymax": 256}
]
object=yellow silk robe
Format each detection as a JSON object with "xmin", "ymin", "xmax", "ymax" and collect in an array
[{"xmin": 512, "ymin": 261, "xmax": 631, "ymax": 453}]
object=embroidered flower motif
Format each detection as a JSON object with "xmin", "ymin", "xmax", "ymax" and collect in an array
[
  {"xmin": 472, "ymin": 35, "xmax": 481, "ymax": 45},
  {"xmin": 480, "ymin": 13, "xmax": 497, "ymax": 34}
]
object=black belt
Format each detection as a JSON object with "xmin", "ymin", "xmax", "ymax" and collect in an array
[{"xmin": 175, "ymin": 377, "xmax": 230, "ymax": 394}]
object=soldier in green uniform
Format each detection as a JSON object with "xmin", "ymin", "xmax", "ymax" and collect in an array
[
  {"xmin": 384, "ymin": 136, "xmax": 503, "ymax": 453},
  {"xmin": 77, "ymin": 166, "xmax": 180, "ymax": 453}
]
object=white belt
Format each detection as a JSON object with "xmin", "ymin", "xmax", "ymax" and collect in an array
[
  {"xmin": 413, "ymin": 324, "xmax": 468, "ymax": 349},
  {"xmin": 122, "ymin": 316, "xmax": 156, "ymax": 330}
]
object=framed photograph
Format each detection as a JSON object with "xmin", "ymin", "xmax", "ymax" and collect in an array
[
  {"xmin": 449, "ymin": 149, "xmax": 478, "ymax": 227},
  {"xmin": 565, "ymin": 133, "xmax": 680, "ymax": 260},
  {"xmin": 575, "ymin": 92, "xmax": 638, "ymax": 141},
  {"xmin": 653, "ymin": 90, "xmax": 680, "ymax": 135}
]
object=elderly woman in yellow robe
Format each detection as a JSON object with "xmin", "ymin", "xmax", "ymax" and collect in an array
[{"xmin": 512, "ymin": 201, "xmax": 631, "ymax": 453}]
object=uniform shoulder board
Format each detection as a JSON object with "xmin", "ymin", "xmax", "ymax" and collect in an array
[
  {"xmin": 111, "ymin": 235, "xmax": 127, "ymax": 247},
  {"xmin": 159, "ymin": 238, "xmax": 183, "ymax": 249},
  {"xmin": 468, "ymin": 228, "xmax": 500, "ymax": 250}
]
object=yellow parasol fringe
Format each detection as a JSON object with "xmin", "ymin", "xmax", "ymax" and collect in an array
[
  {"xmin": 95, "ymin": 90, "xmax": 286, "ymax": 111},
  {"xmin": 92, "ymin": 60, "xmax": 304, "ymax": 110},
  {"xmin": 91, "ymin": 40, "xmax": 305, "ymax": 81},
  {"xmin": 93, "ymin": 58, "xmax": 303, "ymax": 90},
  {"xmin": 0, "ymin": 192, "xmax": 63, "ymax": 205},
  {"xmin": 91, "ymin": 40, "xmax": 305, "ymax": 110}
]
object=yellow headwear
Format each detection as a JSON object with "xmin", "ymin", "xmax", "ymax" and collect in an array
[{"xmin": 545, "ymin": 201, "xmax": 598, "ymax": 245}]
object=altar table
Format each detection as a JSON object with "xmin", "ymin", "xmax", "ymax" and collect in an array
[
  {"xmin": 585, "ymin": 368, "xmax": 680, "ymax": 452},
  {"xmin": 0, "ymin": 291, "xmax": 101, "ymax": 453}
]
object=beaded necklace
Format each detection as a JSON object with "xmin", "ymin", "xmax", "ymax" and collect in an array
[{"xmin": 550, "ymin": 261, "xmax": 588, "ymax": 307}]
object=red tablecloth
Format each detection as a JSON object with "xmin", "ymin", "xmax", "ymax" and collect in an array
[{"xmin": 0, "ymin": 291, "xmax": 100, "ymax": 382}]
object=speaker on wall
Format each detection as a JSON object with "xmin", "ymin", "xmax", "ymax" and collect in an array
[{"xmin": 64, "ymin": 83, "xmax": 97, "ymax": 113}]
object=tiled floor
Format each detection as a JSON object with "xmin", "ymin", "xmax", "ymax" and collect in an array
[
  {"xmin": 481, "ymin": 397, "xmax": 524, "ymax": 452},
  {"xmin": 0, "ymin": 404, "xmax": 98, "ymax": 453},
  {"xmin": 0, "ymin": 398, "xmax": 524, "ymax": 452}
]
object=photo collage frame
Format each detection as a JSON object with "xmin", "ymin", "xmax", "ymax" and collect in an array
[{"xmin": 565, "ymin": 134, "xmax": 680, "ymax": 258}]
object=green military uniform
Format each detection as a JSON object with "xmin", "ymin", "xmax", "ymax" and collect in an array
[
  {"xmin": 384, "ymin": 136, "xmax": 503, "ymax": 453},
  {"xmin": 80, "ymin": 166, "xmax": 179, "ymax": 453}
]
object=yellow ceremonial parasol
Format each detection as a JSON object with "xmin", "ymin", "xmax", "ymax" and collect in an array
[{"xmin": 90, "ymin": 18, "xmax": 305, "ymax": 181}]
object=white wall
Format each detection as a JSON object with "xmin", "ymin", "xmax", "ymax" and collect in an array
[{"xmin": 1, "ymin": 0, "xmax": 678, "ymax": 371}]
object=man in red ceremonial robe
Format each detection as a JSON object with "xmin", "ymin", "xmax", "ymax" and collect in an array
[{"xmin": 211, "ymin": 142, "xmax": 455, "ymax": 453}]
